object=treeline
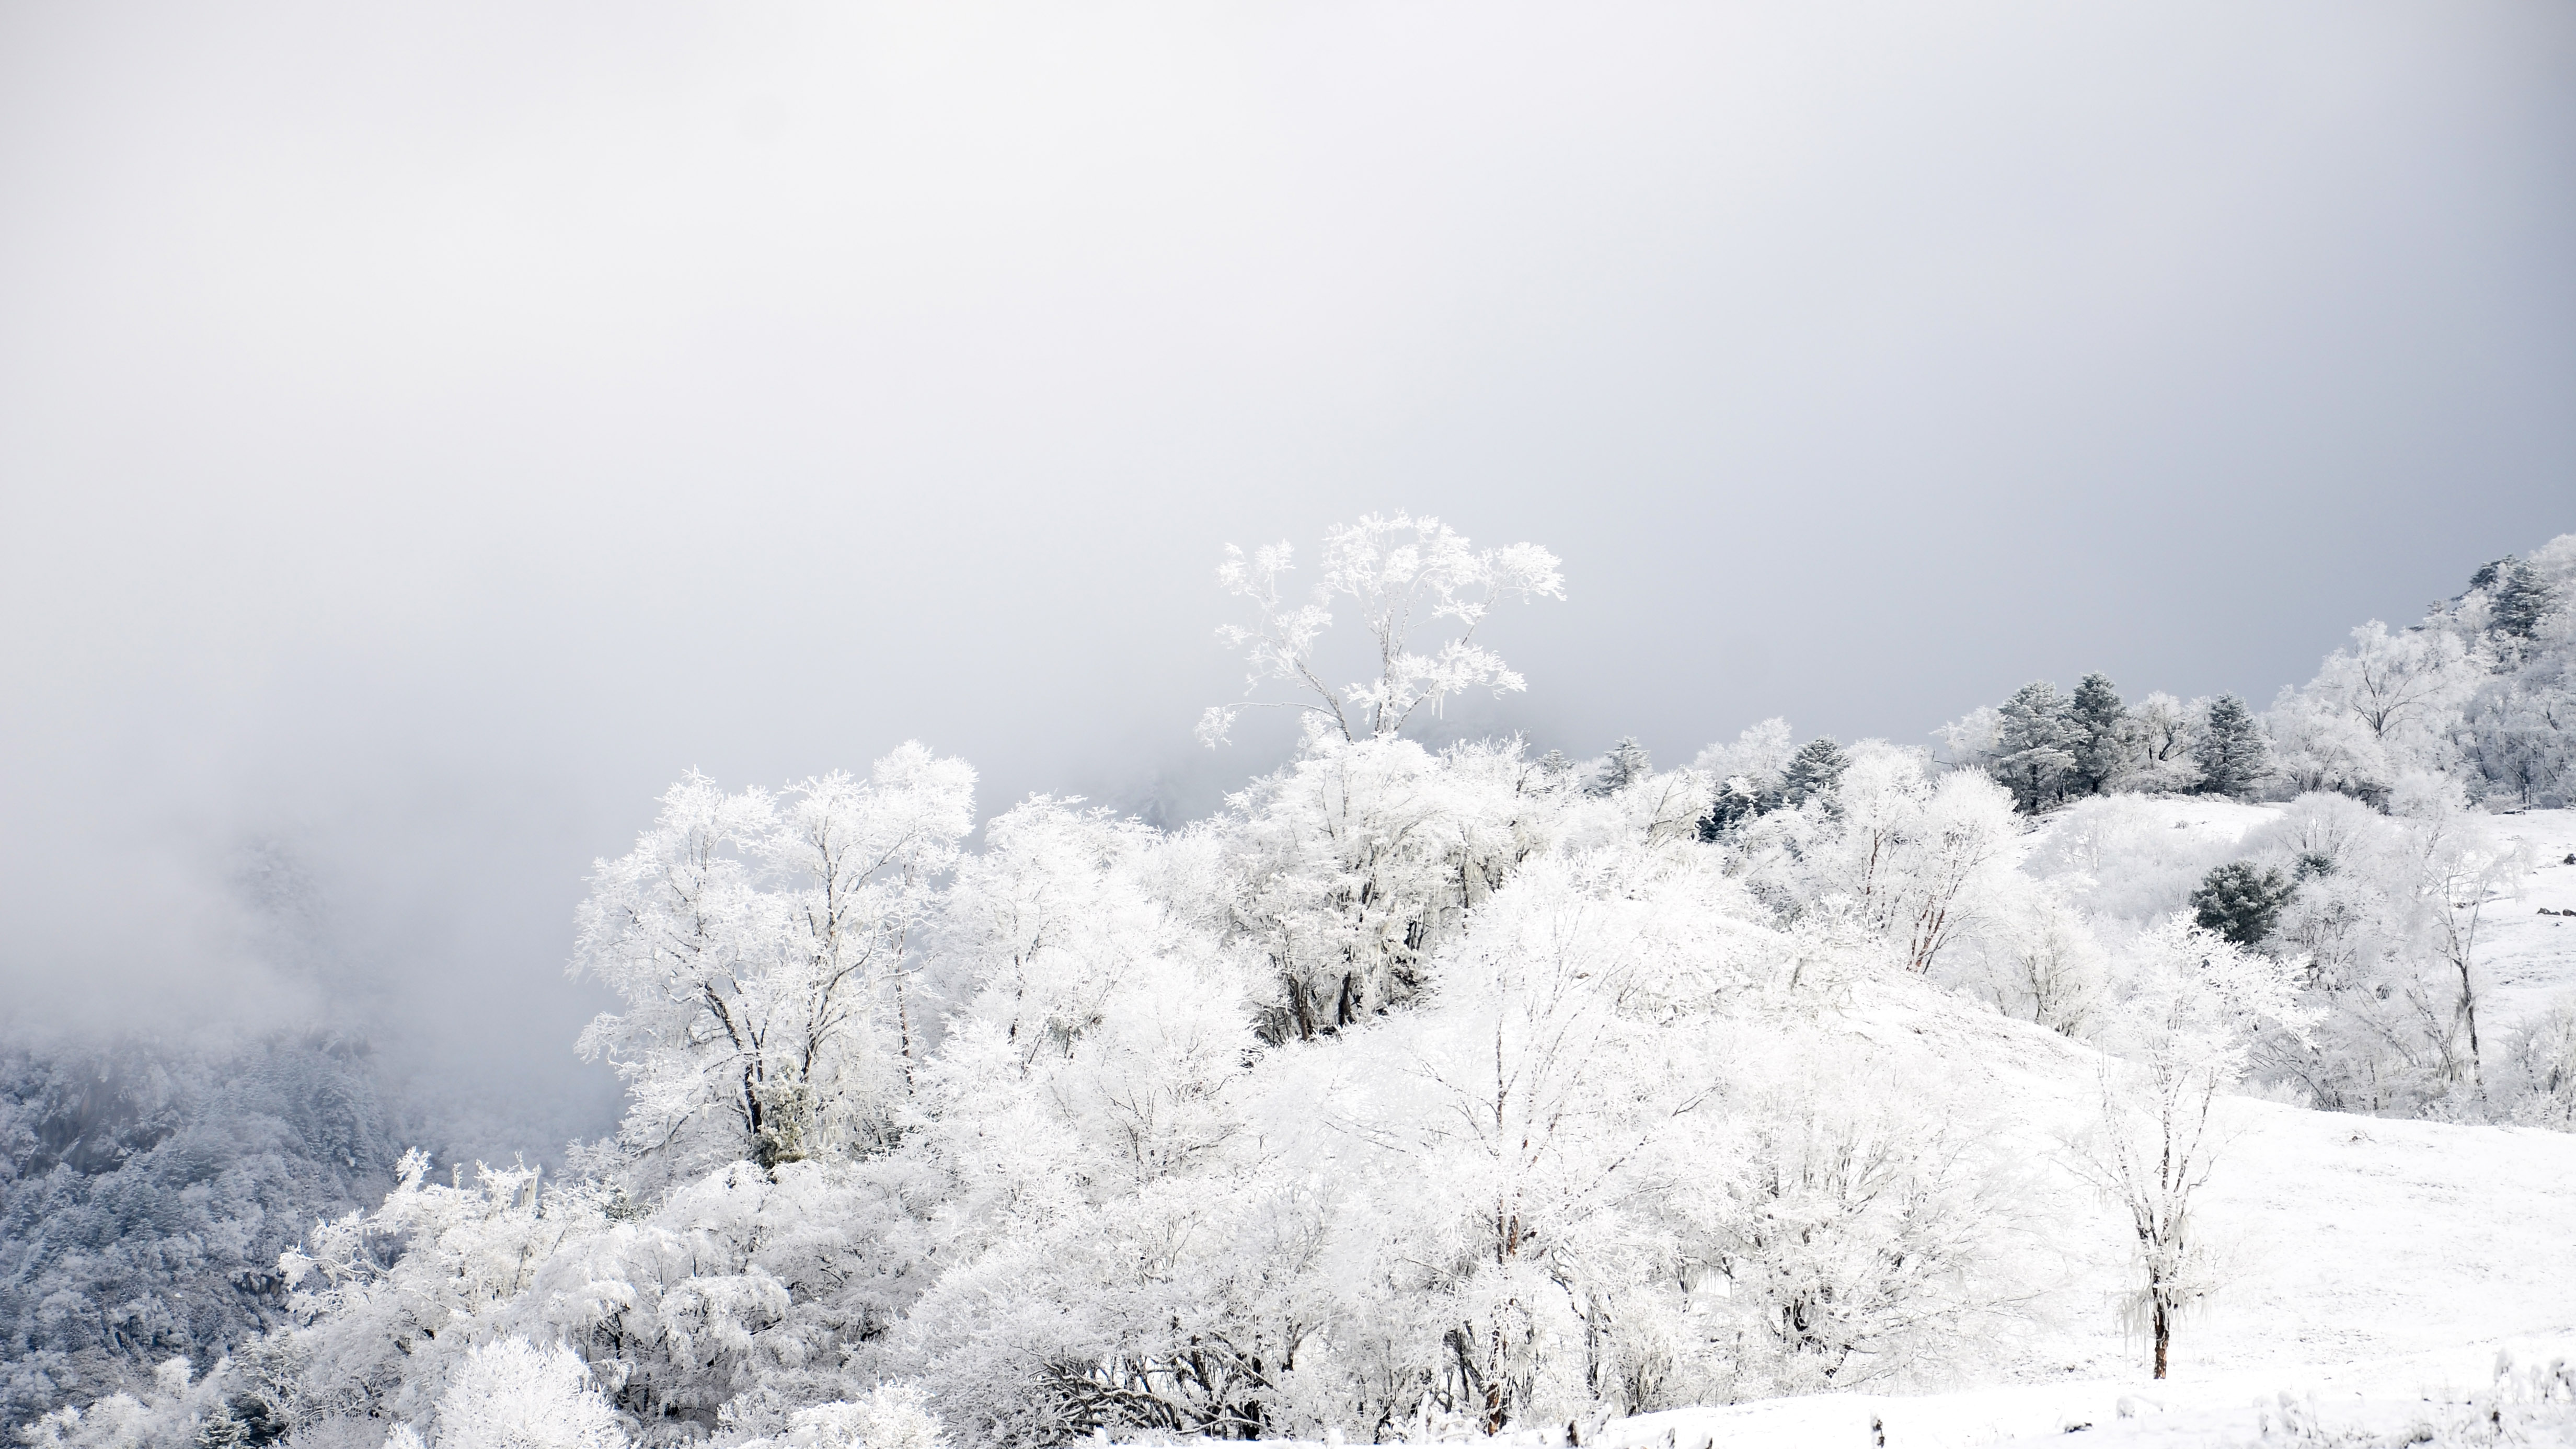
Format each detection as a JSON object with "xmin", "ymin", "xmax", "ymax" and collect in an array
[{"xmin": 1926, "ymin": 537, "xmax": 2576, "ymax": 814}]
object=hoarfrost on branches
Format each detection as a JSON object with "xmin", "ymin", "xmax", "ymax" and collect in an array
[{"xmin": 1198, "ymin": 512, "xmax": 1563, "ymax": 748}]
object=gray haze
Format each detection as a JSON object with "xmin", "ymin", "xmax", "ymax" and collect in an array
[{"xmin": 3, "ymin": 3, "xmax": 2571, "ymax": 1151}]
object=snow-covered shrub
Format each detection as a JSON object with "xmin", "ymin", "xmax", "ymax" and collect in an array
[
  {"xmin": 2502, "ymin": 994, "xmax": 2576, "ymax": 1131},
  {"xmin": 432, "ymin": 1337, "xmax": 625, "ymax": 1449},
  {"xmin": 2021, "ymin": 794, "xmax": 2248, "ymax": 931},
  {"xmin": 10, "ymin": 1354, "xmax": 252, "ymax": 1449},
  {"xmin": 732, "ymin": 1384, "xmax": 943, "ymax": 1449},
  {"xmin": 1709, "ymin": 1046, "xmax": 2025, "ymax": 1399}
]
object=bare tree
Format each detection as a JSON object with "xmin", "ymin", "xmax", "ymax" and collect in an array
[
  {"xmin": 2403, "ymin": 795, "xmax": 2527, "ymax": 1107},
  {"xmin": 2072, "ymin": 918, "xmax": 2303, "ymax": 1378},
  {"xmin": 2077, "ymin": 1053, "xmax": 2228, "ymax": 1380}
]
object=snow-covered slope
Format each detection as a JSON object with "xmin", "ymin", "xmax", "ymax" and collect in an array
[
  {"xmin": 1154, "ymin": 1001, "xmax": 2576, "ymax": 1447},
  {"xmin": 2483, "ymin": 808, "xmax": 2576, "ymax": 1025},
  {"xmin": 2016, "ymin": 797, "xmax": 2576, "ymax": 1045},
  {"xmin": 1856, "ymin": 998, "xmax": 2576, "ymax": 1378}
]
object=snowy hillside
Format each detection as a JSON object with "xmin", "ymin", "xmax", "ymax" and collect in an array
[
  {"xmin": 13, "ymin": 521, "xmax": 2576, "ymax": 1449},
  {"xmin": 2481, "ymin": 810, "xmax": 2576, "ymax": 1025},
  {"xmin": 1570, "ymin": 1099, "xmax": 2576, "ymax": 1447},
  {"xmin": 2018, "ymin": 798, "xmax": 2576, "ymax": 1038},
  {"xmin": 1088, "ymin": 1000, "xmax": 2576, "ymax": 1448}
]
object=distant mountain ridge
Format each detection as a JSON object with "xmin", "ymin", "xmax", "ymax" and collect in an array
[{"xmin": 0, "ymin": 1033, "xmax": 402, "ymax": 1430}]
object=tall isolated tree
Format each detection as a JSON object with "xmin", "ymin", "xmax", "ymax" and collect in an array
[
  {"xmin": 2076, "ymin": 919, "xmax": 2305, "ymax": 1381},
  {"xmin": 1197, "ymin": 512, "xmax": 1565, "ymax": 747},
  {"xmin": 571, "ymin": 745, "xmax": 976, "ymax": 1178}
]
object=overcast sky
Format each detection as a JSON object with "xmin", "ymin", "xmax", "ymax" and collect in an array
[{"xmin": 3, "ymin": 2, "xmax": 2570, "ymax": 1148}]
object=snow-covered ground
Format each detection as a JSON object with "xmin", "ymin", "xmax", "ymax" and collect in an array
[
  {"xmin": 1231, "ymin": 1051, "xmax": 2576, "ymax": 1447},
  {"xmin": 1496, "ymin": 805, "xmax": 2576, "ymax": 1447},
  {"xmin": 2481, "ymin": 808, "xmax": 2576, "ymax": 1026},
  {"xmin": 1683, "ymin": 801, "xmax": 2576, "ymax": 1446},
  {"xmin": 2015, "ymin": 798, "xmax": 2576, "ymax": 1034}
]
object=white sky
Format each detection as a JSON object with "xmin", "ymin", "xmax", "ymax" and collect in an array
[{"xmin": 3, "ymin": 2, "xmax": 2570, "ymax": 1143}]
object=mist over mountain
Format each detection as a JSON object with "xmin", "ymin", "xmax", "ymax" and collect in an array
[{"xmin": 5, "ymin": 5, "xmax": 2574, "ymax": 1446}]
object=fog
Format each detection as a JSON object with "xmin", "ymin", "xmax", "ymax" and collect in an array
[{"xmin": 3, "ymin": 2, "xmax": 2570, "ymax": 1152}]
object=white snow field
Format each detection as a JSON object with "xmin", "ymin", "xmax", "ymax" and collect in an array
[
  {"xmin": 1682, "ymin": 995, "xmax": 2576, "ymax": 1446},
  {"xmin": 2482, "ymin": 809, "xmax": 2576, "ymax": 1027}
]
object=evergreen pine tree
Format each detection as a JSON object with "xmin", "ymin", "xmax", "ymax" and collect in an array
[
  {"xmin": 1590, "ymin": 737, "xmax": 1652, "ymax": 796},
  {"xmin": 1697, "ymin": 775, "xmax": 1767, "ymax": 840},
  {"xmin": 2192, "ymin": 694, "xmax": 2268, "ymax": 798},
  {"xmin": 1778, "ymin": 736, "xmax": 1848, "ymax": 807},
  {"xmin": 1992, "ymin": 681, "xmax": 2078, "ymax": 812},
  {"xmin": 2189, "ymin": 861, "xmax": 2295, "ymax": 947},
  {"xmin": 2489, "ymin": 558, "xmax": 2556, "ymax": 639},
  {"xmin": 2068, "ymin": 673, "xmax": 2129, "ymax": 797}
]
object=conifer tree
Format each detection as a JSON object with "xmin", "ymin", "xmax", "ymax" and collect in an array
[
  {"xmin": 2188, "ymin": 861, "xmax": 2295, "ymax": 948},
  {"xmin": 1778, "ymin": 737, "xmax": 1848, "ymax": 807},
  {"xmin": 1992, "ymin": 681, "xmax": 2078, "ymax": 812},
  {"xmin": 1697, "ymin": 775, "xmax": 1767, "ymax": 840},
  {"xmin": 2488, "ymin": 558, "xmax": 2556, "ymax": 639},
  {"xmin": 2068, "ymin": 673, "xmax": 2129, "ymax": 797},
  {"xmin": 2192, "ymin": 694, "xmax": 2268, "ymax": 799},
  {"xmin": 1590, "ymin": 737, "xmax": 1652, "ymax": 796}
]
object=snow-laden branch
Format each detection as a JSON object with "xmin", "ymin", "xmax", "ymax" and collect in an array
[{"xmin": 1199, "ymin": 512, "xmax": 1564, "ymax": 747}]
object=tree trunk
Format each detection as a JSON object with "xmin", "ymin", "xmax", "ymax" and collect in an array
[
  {"xmin": 2152, "ymin": 1301, "xmax": 2169, "ymax": 1380},
  {"xmin": 2457, "ymin": 956, "xmax": 2485, "ymax": 1094}
]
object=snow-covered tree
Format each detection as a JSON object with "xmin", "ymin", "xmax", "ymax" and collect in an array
[
  {"xmin": 1590, "ymin": 736, "xmax": 1654, "ymax": 797},
  {"xmin": 2187, "ymin": 861, "xmax": 2295, "ymax": 948},
  {"xmin": 2127, "ymin": 692, "xmax": 2203, "ymax": 794},
  {"xmin": 1777, "ymin": 737, "xmax": 1848, "ymax": 809},
  {"xmin": 1217, "ymin": 732, "xmax": 1553, "ymax": 1040},
  {"xmin": 1990, "ymin": 681, "xmax": 2079, "ymax": 813},
  {"xmin": 2191, "ymin": 694, "xmax": 2269, "ymax": 799},
  {"xmin": 2075, "ymin": 918, "xmax": 2306, "ymax": 1379},
  {"xmin": 2396, "ymin": 786, "xmax": 2526, "ymax": 1106},
  {"xmin": 1811, "ymin": 746, "xmax": 2019, "ymax": 975},
  {"xmin": 1198, "ymin": 512, "xmax": 1563, "ymax": 747},
  {"xmin": 1965, "ymin": 886, "xmax": 2109, "ymax": 1037},
  {"xmin": 571, "ymin": 746, "xmax": 975, "ymax": 1179},
  {"xmin": 2066, "ymin": 673, "xmax": 2130, "ymax": 797},
  {"xmin": 2267, "ymin": 621, "xmax": 2481, "ymax": 802},
  {"xmin": 432, "ymin": 1337, "xmax": 625, "ymax": 1449}
]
